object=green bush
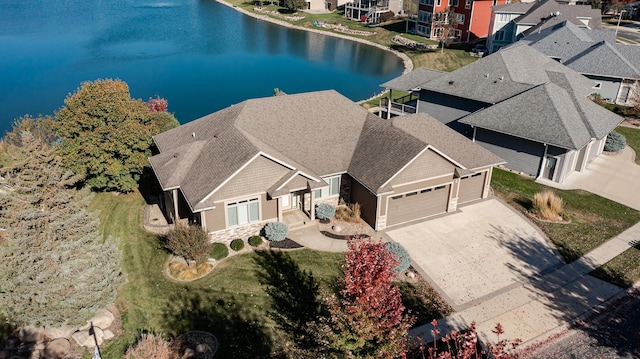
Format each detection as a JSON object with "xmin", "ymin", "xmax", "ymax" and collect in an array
[
  {"xmin": 230, "ymin": 238, "xmax": 245, "ymax": 252},
  {"xmin": 605, "ymin": 130, "xmax": 627, "ymax": 152},
  {"xmin": 209, "ymin": 243, "xmax": 229, "ymax": 260},
  {"xmin": 264, "ymin": 222, "xmax": 289, "ymax": 242},
  {"xmin": 315, "ymin": 203, "xmax": 336, "ymax": 220},
  {"xmin": 249, "ymin": 235, "xmax": 263, "ymax": 247},
  {"xmin": 384, "ymin": 242, "xmax": 412, "ymax": 274}
]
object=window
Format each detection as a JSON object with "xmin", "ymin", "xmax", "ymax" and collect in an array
[
  {"xmin": 433, "ymin": 27, "xmax": 444, "ymax": 37},
  {"xmin": 418, "ymin": 10, "xmax": 432, "ymax": 22},
  {"xmin": 436, "ymin": 0, "xmax": 441, "ymax": 6},
  {"xmin": 465, "ymin": 0, "xmax": 471, "ymax": 9},
  {"xmin": 498, "ymin": 13, "xmax": 509, "ymax": 22},
  {"xmin": 227, "ymin": 198, "xmax": 260, "ymax": 227},
  {"xmin": 417, "ymin": 24, "xmax": 429, "ymax": 34},
  {"xmin": 448, "ymin": 0, "xmax": 458, "ymax": 6},
  {"xmin": 494, "ymin": 30, "xmax": 505, "ymax": 41},
  {"xmin": 314, "ymin": 176, "xmax": 340, "ymax": 198},
  {"xmin": 420, "ymin": 188, "xmax": 432, "ymax": 193},
  {"xmin": 406, "ymin": 192, "xmax": 418, "ymax": 197},
  {"xmin": 456, "ymin": 13, "xmax": 464, "ymax": 23},
  {"xmin": 454, "ymin": 29, "xmax": 462, "ymax": 38}
]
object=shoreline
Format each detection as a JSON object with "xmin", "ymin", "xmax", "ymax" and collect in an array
[{"xmin": 214, "ymin": 0, "xmax": 413, "ymax": 103}]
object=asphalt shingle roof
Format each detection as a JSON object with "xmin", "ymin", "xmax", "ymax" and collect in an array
[
  {"xmin": 150, "ymin": 90, "xmax": 502, "ymax": 212},
  {"xmin": 515, "ymin": 0, "xmax": 601, "ymax": 29},
  {"xmin": 380, "ymin": 67, "xmax": 446, "ymax": 92}
]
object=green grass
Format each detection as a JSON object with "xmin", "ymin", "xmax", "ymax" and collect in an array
[
  {"xmin": 591, "ymin": 246, "xmax": 640, "ymax": 287},
  {"xmin": 88, "ymin": 191, "xmax": 448, "ymax": 357},
  {"xmin": 616, "ymin": 125, "xmax": 640, "ymax": 164},
  {"xmin": 491, "ymin": 168, "xmax": 640, "ymax": 263}
]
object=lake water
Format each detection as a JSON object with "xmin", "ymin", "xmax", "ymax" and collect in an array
[{"xmin": 0, "ymin": 0, "xmax": 403, "ymax": 133}]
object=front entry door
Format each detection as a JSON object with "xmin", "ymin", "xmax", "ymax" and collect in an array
[{"xmin": 544, "ymin": 156, "xmax": 557, "ymax": 180}]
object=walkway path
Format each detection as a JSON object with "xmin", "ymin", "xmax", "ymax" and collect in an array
[{"xmin": 410, "ymin": 221, "xmax": 640, "ymax": 349}]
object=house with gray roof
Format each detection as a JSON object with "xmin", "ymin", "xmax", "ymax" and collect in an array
[
  {"xmin": 379, "ymin": 42, "xmax": 623, "ymax": 183},
  {"xmin": 486, "ymin": 0, "xmax": 601, "ymax": 53},
  {"xmin": 149, "ymin": 90, "xmax": 503, "ymax": 239},
  {"xmin": 519, "ymin": 20, "xmax": 640, "ymax": 105}
]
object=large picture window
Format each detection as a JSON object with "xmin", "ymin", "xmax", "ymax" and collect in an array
[
  {"xmin": 227, "ymin": 198, "xmax": 260, "ymax": 227},
  {"xmin": 314, "ymin": 176, "xmax": 340, "ymax": 198}
]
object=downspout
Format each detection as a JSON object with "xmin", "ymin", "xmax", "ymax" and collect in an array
[
  {"xmin": 466, "ymin": 3, "xmax": 473, "ymax": 42},
  {"xmin": 200, "ymin": 212, "xmax": 207, "ymax": 231},
  {"xmin": 172, "ymin": 189, "xmax": 179, "ymax": 223},
  {"xmin": 471, "ymin": 125, "xmax": 477, "ymax": 141}
]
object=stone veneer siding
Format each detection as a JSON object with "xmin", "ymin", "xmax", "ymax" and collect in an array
[{"xmin": 208, "ymin": 217, "xmax": 278, "ymax": 244}]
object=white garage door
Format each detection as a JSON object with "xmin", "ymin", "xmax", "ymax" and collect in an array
[{"xmin": 386, "ymin": 184, "xmax": 450, "ymax": 226}]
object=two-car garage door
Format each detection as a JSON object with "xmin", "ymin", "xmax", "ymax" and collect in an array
[{"xmin": 386, "ymin": 184, "xmax": 450, "ymax": 226}]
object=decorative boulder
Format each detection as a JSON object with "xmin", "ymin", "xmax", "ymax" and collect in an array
[
  {"xmin": 42, "ymin": 338, "xmax": 70, "ymax": 359},
  {"xmin": 44, "ymin": 324, "xmax": 75, "ymax": 340},
  {"xmin": 18, "ymin": 326, "xmax": 44, "ymax": 344},
  {"xmin": 79, "ymin": 309, "xmax": 114, "ymax": 331}
]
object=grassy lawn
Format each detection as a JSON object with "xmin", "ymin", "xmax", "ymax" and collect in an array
[
  {"xmin": 617, "ymin": 125, "xmax": 640, "ymax": 164},
  {"xmin": 89, "ymin": 191, "xmax": 450, "ymax": 358},
  {"xmin": 491, "ymin": 168, "xmax": 640, "ymax": 263},
  {"xmin": 224, "ymin": 0, "xmax": 479, "ymax": 71}
]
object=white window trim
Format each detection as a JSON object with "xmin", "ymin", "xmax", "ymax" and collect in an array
[
  {"xmin": 314, "ymin": 176, "xmax": 340, "ymax": 199},
  {"xmin": 226, "ymin": 197, "xmax": 260, "ymax": 227},
  {"xmin": 457, "ymin": 13, "xmax": 465, "ymax": 24}
]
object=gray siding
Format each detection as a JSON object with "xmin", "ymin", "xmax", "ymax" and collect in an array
[
  {"xmin": 585, "ymin": 75, "xmax": 621, "ymax": 103},
  {"xmin": 475, "ymin": 128, "xmax": 545, "ymax": 177}
]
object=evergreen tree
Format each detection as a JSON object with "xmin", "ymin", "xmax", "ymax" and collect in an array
[
  {"xmin": 0, "ymin": 132, "xmax": 124, "ymax": 327},
  {"xmin": 55, "ymin": 79, "xmax": 178, "ymax": 192}
]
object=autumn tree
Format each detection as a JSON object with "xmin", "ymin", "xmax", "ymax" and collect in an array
[
  {"xmin": 55, "ymin": 79, "xmax": 178, "ymax": 192},
  {"xmin": 319, "ymin": 237, "xmax": 415, "ymax": 358},
  {"xmin": 434, "ymin": 7, "xmax": 459, "ymax": 52},
  {"xmin": 0, "ymin": 132, "xmax": 124, "ymax": 327}
]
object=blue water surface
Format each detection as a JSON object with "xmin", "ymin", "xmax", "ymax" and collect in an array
[{"xmin": 0, "ymin": 0, "xmax": 403, "ymax": 133}]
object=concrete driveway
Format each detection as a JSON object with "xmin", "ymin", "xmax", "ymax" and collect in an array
[
  {"xmin": 384, "ymin": 199, "xmax": 564, "ymax": 310},
  {"xmin": 543, "ymin": 146, "xmax": 640, "ymax": 211}
]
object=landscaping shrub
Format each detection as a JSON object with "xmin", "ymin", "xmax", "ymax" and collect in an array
[
  {"xmin": 533, "ymin": 190, "xmax": 564, "ymax": 221},
  {"xmin": 384, "ymin": 242, "xmax": 412, "ymax": 274},
  {"xmin": 315, "ymin": 203, "xmax": 336, "ymax": 221},
  {"xmin": 334, "ymin": 202, "xmax": 362, "ymax": 223},
  {"xmin": 165, "ymin": 224, "xmax": 211, "ymax": 264},
  {"xmin": 230, "ymin": 238, "xmax": 245, "ymax": 252},
  {"xmin": 125, "ymin": 333, "xmax": 174, "ymax": 359},
  {"xmin": 380, "ymin": 11, "xmax": 395, "ymax": 22},
  {"xmin": 249, "ymin": 235, "xmax": 263, "ymax": 247},
  {"xmin": 209, "ymin": 242, "xmax": 229, "ymax": 260},
  {"xmin": 264, "ymin": 221, "xmax": 289, "ymax": 242},
  {"xmin": 605, "ymin": 130, "xmax": 627, "ymax": 152},
  {"xmin": 168, "ymin": 261, "xmax": 214, "ymax": 281}
]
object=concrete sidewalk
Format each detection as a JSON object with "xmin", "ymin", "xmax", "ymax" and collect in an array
[
  {"xmin": 287, "ymin": 226, "xmax": 349, "ymax": 252},
  {"xmin": 539, "ymin": 146, "xmax": 640, "ymax": 211},
  {"xmin": 410, "ymin": 221, "xmax": 640, "ymax": 348}
]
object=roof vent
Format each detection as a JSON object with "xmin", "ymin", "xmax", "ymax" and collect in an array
[
  {"xmin": 448, "ymin": 80, "xmax": 455, "ymax": 85},
  {"xmin": 499, "ymin": 76, "xmax": 504, "ymax": 81},
  {"xmin": 192, "ymin": 132, "xmax": 196, "ymax": 138},
  {"xmin": 485, "ymin": 73, "xmax": 489, "ymax": 78}
]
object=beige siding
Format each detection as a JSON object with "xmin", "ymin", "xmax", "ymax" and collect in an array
[
  {"xmin": 262, "ymin": 193, "xmax": 278, "ymax": 220},
  {"xmin": 390, "ymin": 149, "xmax": 455, "ymax": 187},
  {"xmin": 286, "ymin": 174, "xmax": 309, "ymax": 191},
  {"xmin": 350, "ymin": 180, "xmax": 378, "ymax": 229},
  {"xmin": 204, "ymin": 205, "xmax": 226, "ymax": 232},
  {"xmin": 211, "ymin": 156, "xmax": 290, "ymax": 202}
]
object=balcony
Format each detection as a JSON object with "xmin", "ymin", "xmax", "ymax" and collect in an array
[{"xmin": 379, "ymin": 94, "xmax": 418, "ymax": 117}]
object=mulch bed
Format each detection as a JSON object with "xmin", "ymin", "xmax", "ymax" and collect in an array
[{"xmin": 268, "ymin": 238, "xmax": 304, "ymax": 249}]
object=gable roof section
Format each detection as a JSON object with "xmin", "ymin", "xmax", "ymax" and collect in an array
[
  {"xmin": 380, "ymin": 67, "xmax": 446, "ymax": 92},
  {"xmin": 564, "ymin": 41, "xmax": 640, "ymax": 79},
  {"xmin": 349, "ymin": 113, "xmax": 505, "ymax": 194},
  {"xmin": 515, "ymin": 0, "xmax": 601, "ymax": 29},
  {"xmin": 460, "ymin": 71, "xmax": 623, "ymax": 149},
  {"xmin": 493, "ymin": 2, "xmax": 535, "ymax": 14}
]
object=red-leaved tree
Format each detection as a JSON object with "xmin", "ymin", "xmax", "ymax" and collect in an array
[
  {"xmin": 320, "ymin": 237, "xmax": 415, "ymax": 358},
  {"xmin": 147, "ymin": 96, "xmax": 168, "ymax": 112}
]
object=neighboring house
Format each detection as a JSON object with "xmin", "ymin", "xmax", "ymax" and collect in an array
[
  {"xmin": 149, "ymin": 90, "xmax": 503, "ymax": 239},
  {"xmin": 280, "ymin": 0, "xmax": 348, "ymax": 12},
  {"xmin": 518, "ymin": 20, "xmax": 640, "ymax": 105},
  {"xmin": 379, "ymin": 42, "xmax": 623, "ymax": 183},
  {"xmin": 344, "ymin": 0, "xmax": 404, "ymax": 23},
  {"xmin": 410, "ymin": 0, "xmax": 510, "ymax": 42},
  {"xmin": 487, "ymin": 0, "xmax": 601, "ymax": 53}
]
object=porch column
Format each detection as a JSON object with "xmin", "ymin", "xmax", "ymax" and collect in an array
[
  {"xmin": 537, "ymin": 144, "xmax": 549, "ymax": 180},
  {"xmin": 172, "ymin": 189, "xmax": 179, "ymax": 223},
  {"xmin": 310, "ymin": 191, "xmax": 316, "ymax": 220},
  {"xmin": 277, "ymin": 197, "xmax": 283, "ymax": 222},
  {"xmin": 387, "ymin": 89, "xmax": 392, "ymax": 119},
  {"xmin": 200, "ymin": 212, "xmax": 207, "ymax": 231}
]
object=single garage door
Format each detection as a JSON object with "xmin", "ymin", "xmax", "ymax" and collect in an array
[
  {"xmin": 386, "ymin": 184, "xmax": 450, "ymax": 226},
  {"xmin": 458, "ymin": 172, "xmax": 485, "ymax": 204}
]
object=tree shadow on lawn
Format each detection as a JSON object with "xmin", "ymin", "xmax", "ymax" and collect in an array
[
  {"xmin": 253, "ymin": 250, "xmax": 327, "ymax": 351},
  {"xmin": 489, "ymin": 225, "xmax": 638, "ymax": 357},
  {"xmin": 162, "ymin": 289, "xmax": 276, "ymax": 359},
  {"xmin": 397, "ymin": 277, "xmax": 454, "ymax": 328}
]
